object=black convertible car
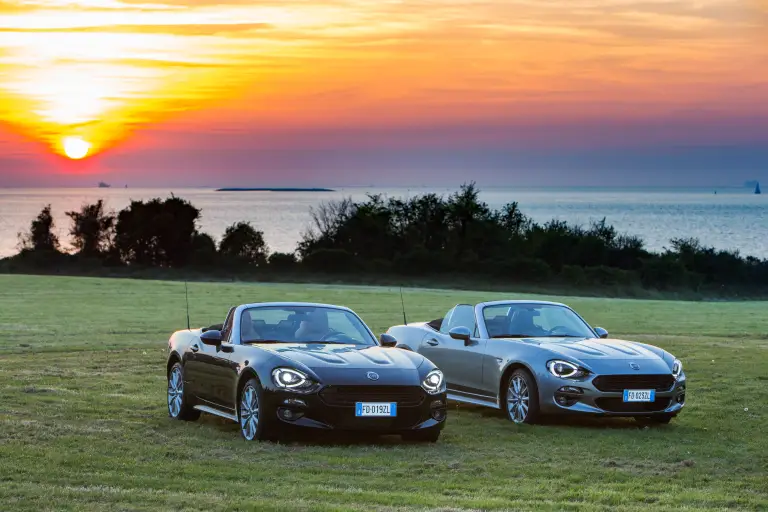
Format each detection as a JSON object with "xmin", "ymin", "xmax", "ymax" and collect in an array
[{"xmin": 166, "ymin": 302, "xmax": 447, "ymax": 441}]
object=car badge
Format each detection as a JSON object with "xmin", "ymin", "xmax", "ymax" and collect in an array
[
  {"xmin": 629, "ymin": 362, "xmax": 640, "ymax": 371},
  {"xmin": 366, "ymin": 371, "xmax": 379, "ymax": 381}
]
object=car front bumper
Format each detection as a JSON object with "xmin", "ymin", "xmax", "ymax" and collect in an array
[
  {"xmin": 537, "ymin": 372, "xmax": 687, "ymax": 417},
  {"xmin": 262, "ymin": 386, "xmax": 448, "ymax": 433}
]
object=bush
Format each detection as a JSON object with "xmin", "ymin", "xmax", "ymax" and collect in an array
[
  {"xmin": 114, "ymin": 197, "xmax": 201, "ymax": 267},
  {"xmin": 301, "ymin": 249, "xmax": 360, "ymax": 273},
  {"xmin": 18, "ymin": 205, "xmax": 60, "ymax": 253},
  {"xmin": 393, "ymin": 248, "xmax": 446, "ymax": 275},
  {"xmin": 190, "ymin": 233, "xmax": 218, "ymax": 266},
  {"xmin": 268, "ymin": 252, "xmax": 298, "ymax": 270},
  {"xmin": 364, "ymin": 258, "xmax": 394, "ymax": 274},
  {"xmin": 583, "ymin": 266, "xmax": 639, "ymax": 287},
  {"xmin": 492, "ymin": 258, "xmax": 553, "ymax": 283},
  {"xmin": 219, "ymin": 222, "xmax": 268, "ymax": 266},
  {"xmin": 560, "ymin": 265, "xmax": 588, "ymax": 286},
  {"xmin": 640, "ymin": 257, "xmax": 691, "ymax": 290},
  {"xmin": 66, "ymin": 200, "xmax": 115, "ymax": 257}
]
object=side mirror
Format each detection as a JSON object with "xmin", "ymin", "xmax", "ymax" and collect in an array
[
  {"xmin": 594, "ymin": 327, "xmax": 609, "ymax": 339},
  {"xmin": 379, "ymin": 333, "xmax": 398, "ymax": 347},
  {"xmin": 449, "ymin": 326, "xmax": 472, "ymax": 344},
  {"xmin": 203, "ymin": 323, "xmax": 224, "ymax": 333},
  {"xmin": 200, "ymin": 329, "xmax": 223, "ymax": 346}
]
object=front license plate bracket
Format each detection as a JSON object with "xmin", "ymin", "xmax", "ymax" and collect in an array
[
  {"xmin": 355, "ymin": 402, "xmax": 397, "ymax": 417},
  {"xmin": 623, "ymin": 389, "xmax": 656, "ymax": 402}
]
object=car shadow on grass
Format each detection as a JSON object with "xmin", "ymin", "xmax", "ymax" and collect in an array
[
  {"xmin": 195, "ymin": 415, "xmax": 443, "ymax": 447},
  {"xmin": 458, "ymin": 403, "xmax": 673, "ymax": 430}
]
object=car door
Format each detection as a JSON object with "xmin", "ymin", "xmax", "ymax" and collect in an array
[
  {"xmin": 420, "ymin": 304, "xmax": 488, "ymax": 397},
  {"xmin": 188, "ymin": 307, "xmax": 235, "ymax": 406}
]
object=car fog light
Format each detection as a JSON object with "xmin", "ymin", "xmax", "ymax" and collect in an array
[
  {"xmin": 554, "ymin": 390, "xmax": 580, "ymax": 407},
  {"xmin": 431, "ymin": 408, "xmax": 446, "ymax": 421},
  {"xmin": 676, "ymin": 393, "xmax": 686, "ymax": 405},
  {"xmin": 278, "ymin": 407, "xmax": 304, "ymax": 421}
]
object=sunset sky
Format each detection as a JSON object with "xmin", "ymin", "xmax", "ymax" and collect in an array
[{"xmin": 1, "ymin": 0, "xmax": 767, "ymax": 187}]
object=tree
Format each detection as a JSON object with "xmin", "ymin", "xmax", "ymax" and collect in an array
[
  {"xmin": 66, "ymin": 200, "xmax": 115, "ymax": 257},
  {"xmin": 114, "ymin": 196, "xmax": 201, "ymax": 267},
  {"xmin": 190, "ymin": 233, "xmax": 218, "ymax": 266},
  {"xmin": 18, "ymin": 204, "xmax": 59, "ymax": 252},
  {"xmin": 219, "ymin": 222, "xmax": 269, "ymax": 266}
]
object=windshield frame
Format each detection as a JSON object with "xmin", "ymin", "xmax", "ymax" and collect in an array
[
  {"xmin": 478, "ymin": 302, "xmax": 598, "ymax": 340},
  {"xmin": 232, "ymin": 303, "xmax": 378, "ymax": 346}
]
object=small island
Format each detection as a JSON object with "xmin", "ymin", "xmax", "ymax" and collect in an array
[{"xmin": 215, "ymin": 187, "xmax": 335, "ymax": 192}]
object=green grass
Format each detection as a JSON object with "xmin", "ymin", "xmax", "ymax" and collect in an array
[{"xmin": 0, "ymin": 274, "xmax": 766, "ymax": 511}]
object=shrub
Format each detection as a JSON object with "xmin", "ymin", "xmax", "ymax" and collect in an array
[
  {"xmin": 583, "ymin": 266, "xmax": 639, "ymax": 287},
  {"xmin": 18, "ymin": 204, "xmax": 60, "ymax": 252},
  {"xmin": 114, "ymin": 196, "xmax": 201, "ymax": 267},
  {"xmin": 393, "ymin": 248, "xmax": 445, "ymax": 275},
  {"xmin": 66, "ymin": 200, "xmax": 115, "ymax": 257},
  {"xmin": 301, "ymin": 249, "xmax": 360, "ymax": 273},
  {"xmin": 190, "ymin": 233, "xmax": 218, "ymax": 266},
  {"xmin": 560, "ymin": 265, "xmax": 588, "ymax": 286},
  {"xmin": 219, "ymin": 222, "xmax": 268, "ymax": 266},
  {"xmin": 268, "ymin": 252, "xmax": 298, "ymax": 270},
  {"xmin": 492, "ymin": 258, "xmax": 553, "ymax": 283},
  {"xmin": 640, "ymin": 257, "xmax": 691, "ymax": 290}
]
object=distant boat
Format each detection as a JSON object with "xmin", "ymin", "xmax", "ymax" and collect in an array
[
  {"xmin": 98, "ymin": 181, "xmax": 111, "ymax": 188},
  {"xmin": 756, "ymin": 182, "xmax": 762, "ymax": 195}
]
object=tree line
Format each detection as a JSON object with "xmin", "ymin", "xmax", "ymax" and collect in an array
[{"xmin": 7, "ymin": 184, "xmax": 767, "ymax": 296}]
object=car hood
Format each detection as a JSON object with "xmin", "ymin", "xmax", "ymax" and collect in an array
[
  {"xmin": 505, "ymin": 336, "xmax": 666, "ymax": 360},
  {"xmin": 506, "ymin": 336, "xmax": 672, "ymax": 374},
  {"xmin": 259, "ymin": 343, "xmax": 424, "ymax": 368},
  {"xmin": 257, "ymin": 343, "xmax": 427, "ymax": 385}
]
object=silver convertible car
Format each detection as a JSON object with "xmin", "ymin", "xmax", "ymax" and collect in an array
[{"xmin": 386, "ymin": 300, "xmax": 686, "ymax": 425}]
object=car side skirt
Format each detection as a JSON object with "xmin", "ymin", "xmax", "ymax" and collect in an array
[
  {"xmin": 447, "ymin": 391, "xmax": 501, "ymax": 409},
  {"xmin": 194, "ymin": 405, "xmax": 238, "ymax": 422}
]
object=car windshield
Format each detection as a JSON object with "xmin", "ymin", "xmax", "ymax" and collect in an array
[
  {"xmin": 482, "ymin": 303, "xmax": 595, "ymax": 339},
  {"xmin": 239, "ymin": 306, "xmax": 376, "ymax": 345}
]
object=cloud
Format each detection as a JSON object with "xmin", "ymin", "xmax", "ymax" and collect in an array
[
  {"xmin": 0, "ymin": 0, "xmax": 766, "ymax": 165},
  {"xmin": 0, "ymin": 22, "xmax": 271, "ymax": 34}
]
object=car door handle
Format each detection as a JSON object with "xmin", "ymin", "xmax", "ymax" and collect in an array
[
  {"xmin": 191, "ymin": 344, "xmax": 199, "ymax": 353},
  {"xmin": 426, "ymin": 339, "xmax": 439, "ymax": 346}
]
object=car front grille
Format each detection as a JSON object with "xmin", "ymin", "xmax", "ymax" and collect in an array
[
  {"xmin": 595, "ymin": 397, "xmax": 671, "ymax": 413},
  {"xmin": 592, "ymin": 374, "xmax": 675, "ymax": 392},
  {"xmin": 319, "ymin": 386, "xmax": 425, "ymax": 407}
]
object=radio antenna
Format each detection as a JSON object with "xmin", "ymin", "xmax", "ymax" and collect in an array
[
  {"xmin": 399, "ymin": 287, "xmax": 408, "ymax": 325},
  {"xmin": 184, "ymin": 280, "xmax": 191, "ymax": 330}
]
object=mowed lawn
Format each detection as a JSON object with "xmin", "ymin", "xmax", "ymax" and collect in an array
[{"xmin": 0, "ymin": 275, "xmax": 766, "ymax": 511}]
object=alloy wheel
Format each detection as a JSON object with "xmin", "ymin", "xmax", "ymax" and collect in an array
[
  {"xmin": 507, "ymin": 375, "xmax": 530, "ymax": 423},
  {"xmin": 240, "ymin": 384, "xmax": 260, "ymax": 440},
  {"xmin": 167, "ymin": 367, "xmax": 183, "ymax": 418}
]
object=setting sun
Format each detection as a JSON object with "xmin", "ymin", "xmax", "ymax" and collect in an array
[{"xmin": 62, "ymin": 136, "xmax": 90, "ymax": 160}]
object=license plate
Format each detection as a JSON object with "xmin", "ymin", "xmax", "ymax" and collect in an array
[
  {"xmin": 623, "ymin": 389, "xmax": 655, "ymax": 402},
  {"xmin": 355, "ymin": 402, "xmax": 397, "ymax": 417}
]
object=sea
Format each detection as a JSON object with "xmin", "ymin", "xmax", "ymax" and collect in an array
[{"xmin": 0, "ymin": 187, "xmax": 765, "ymax": 259}]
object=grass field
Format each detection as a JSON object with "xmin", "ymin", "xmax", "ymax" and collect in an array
[{"xmin": 0, "ymin": 274, "xmax": 766, "ymax": 511}]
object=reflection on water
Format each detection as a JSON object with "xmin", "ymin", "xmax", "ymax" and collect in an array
[{"xmin": 0, "ymin": 187, "xmax": 764, "ymax": 258}]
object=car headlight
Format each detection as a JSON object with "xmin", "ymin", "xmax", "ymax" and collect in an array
[
  {"xmin": 271, "ymin": 368, "xmax": 318, "ymax": 393},
  {"xmin": 421, "ymin": 369, "xmax": 445, "ymax": 394},
  {"xmin": 672, "ymin": 359, "xmax": 683, "ymax": 380},
  {"xmin": 546, "ymin": 360, "xmax": 589, "ymax": 379}
]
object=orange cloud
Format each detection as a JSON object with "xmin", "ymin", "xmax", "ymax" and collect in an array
[{"xmin": 0, "ymin": 0, "xmax": 766, "ymax": 161}]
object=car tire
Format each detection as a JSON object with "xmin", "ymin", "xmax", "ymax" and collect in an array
[
  {"xmin": 504, "ymin": 368, "xmax": 540, "ymax": 425},
  {"xmin": 238, "ymin": 378, "xmax": 274, "ymax": 441},
  {"xmin": 167, "ymin": 362, "xmax": 200, "ymax": 421},
  {"xmin": 402, "ymin": 428, "xmax": 441, "ymax": 443}
]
